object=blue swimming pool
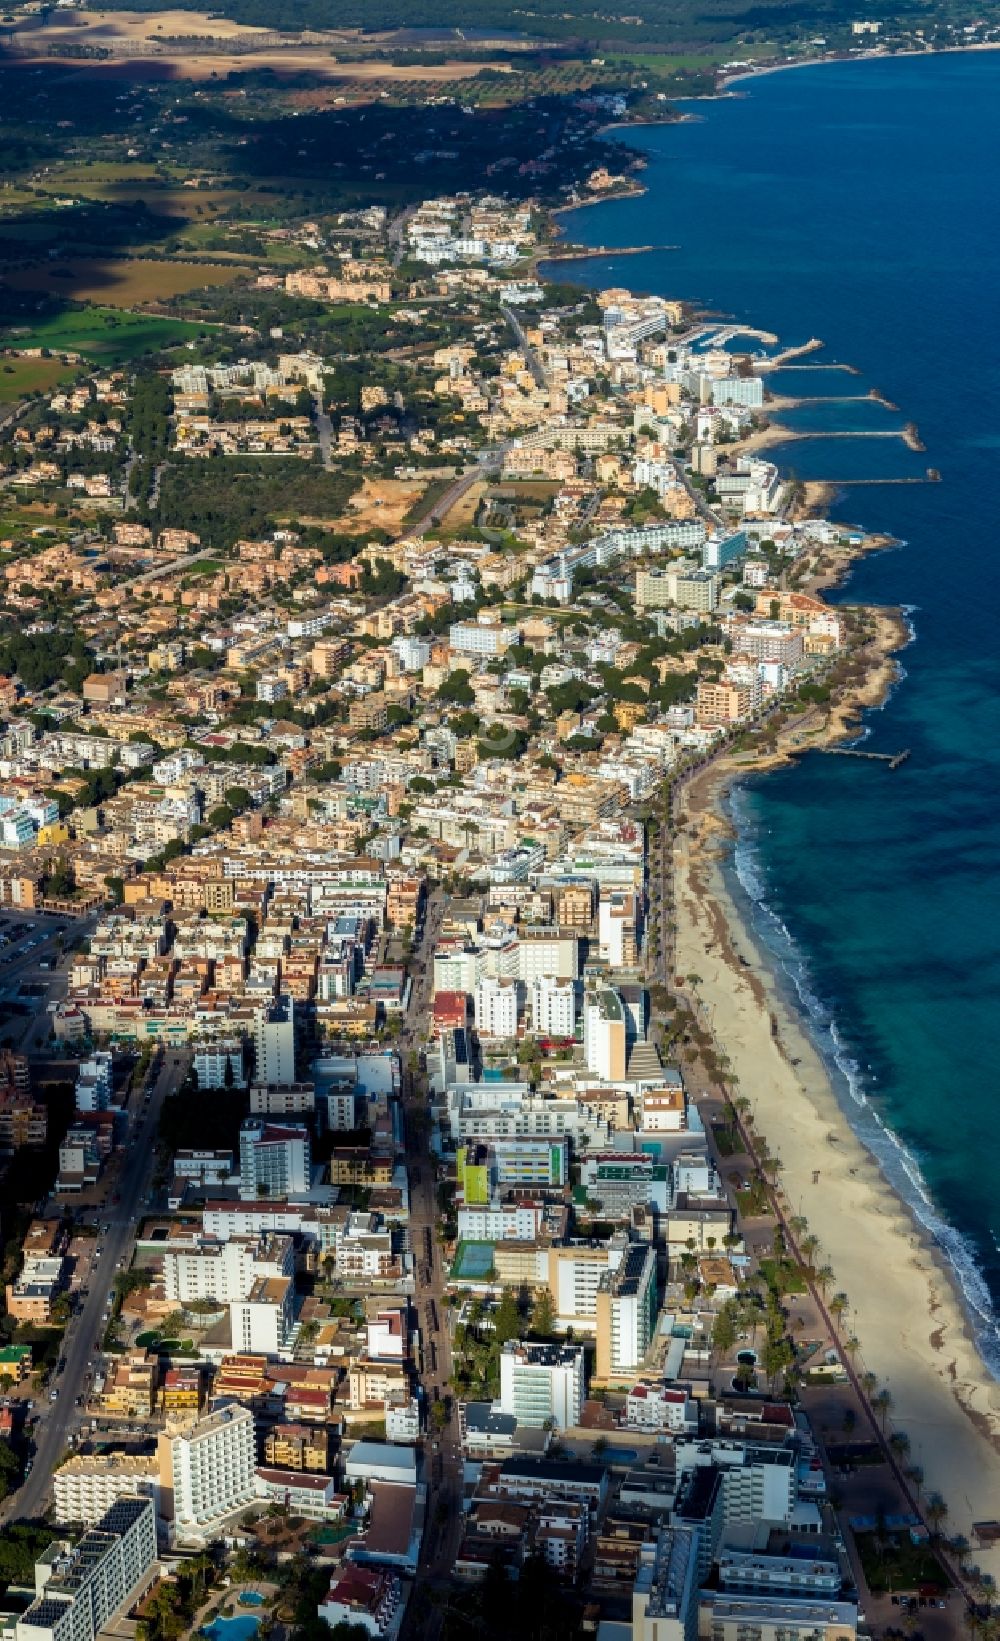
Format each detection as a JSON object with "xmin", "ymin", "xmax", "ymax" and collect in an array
[
  {"xmin": 238, "ymin": 1595, "xmax": 265, "ymax": 1609},
  {"xmin": 202, "ymin": 1616, "xmax": 260, "ymax": 1641}
]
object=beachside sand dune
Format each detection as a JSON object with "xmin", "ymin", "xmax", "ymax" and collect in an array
[{"xmin": 674, "ymin": 809, "xmax": 1000, "ymax": 1576}]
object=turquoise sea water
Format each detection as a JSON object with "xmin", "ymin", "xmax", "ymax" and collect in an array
[{"xmin": 551, "ymin": 52, "xmax": 1000, "ymax": 1370}]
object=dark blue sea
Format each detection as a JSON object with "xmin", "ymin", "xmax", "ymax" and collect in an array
[{"xmin": 551, "ymin": 52, "xmax": 1000, "ymax": 1371}]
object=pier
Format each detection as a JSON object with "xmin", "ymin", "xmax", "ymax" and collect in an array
[
  {"xmin": 544, "ymin": 242, "xmax": 676, "ymax": 261},
  {"xmin": 769, "ymin": 362, "xmax": 860, "ymax": 374},
  {"xmin": 757, "ymin": 337, "xmax": 824, "ymax": 370},
  {"xmin": 817, "ymin": 476, "xmax": 936, "ymax": 487},
  {"xmin": 774, "ymin": 395, "xmax": 873, "ymax": 406},
  {"xmin": 707, "ymin": 323, "xmax": 779, "ymax": 346},
  {"xmin": 822, "ymin": 747, "xmax": 911, "ymax": 769}
]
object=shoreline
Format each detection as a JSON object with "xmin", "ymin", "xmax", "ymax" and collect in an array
[
  {"xmin": 718, "ymin": 38, "xmax": 1000, "ymax": 93},
  {"xmin": 546, "ymin": 73, "xmax": 1000, "ymax": 1546},
  {"xmin": 670, "ymin": 608, "xmax": 1000, "ymax": 1567},
  {"xmin": 569, "ymin": 42, "xmax": 1000, "ymax": 238}
]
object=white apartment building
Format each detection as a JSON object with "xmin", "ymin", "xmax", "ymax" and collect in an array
[
  {"xmin": 173, "ymin": 1149, "xmax": 234, "ymax": 1186},
  {"xmin": 475, "ymin": 975, "xmax": 520, "ymax": 1040},
  {"xmin": 623, "ymin": 1383, "xmax": 698, "ymax": 1434},
  {"xmin": 158, "ymin": 1404, "xmax": 256, "ymax": 1539},
  {"xmin": 433, "ymin": 944, "xmax": 484, "ymax": 996},
  {"xmin": 448, "ymin": 618, "xmax": 520, "ymax": 658},
  {"xmin": 52, "ymin": 1455, "xmax": 160, "ymax": 1527},
  {"xmin": 254, "ymin": 1468, "xmax": 345, "ymax": 1520},
  {"xmin": 230, "ymin": 1275, "xmax": 295, "ymax": 1356},
  {"xmin": 712, "ymin": 375, "xmax": 764, "ymax": 409},
  {"xmin": 674, "ymin": 1440, "xmax": 797, "ymax": 1527},
  {"xmin": 516, "ymin": 931, "xmax": 579, "ymax": 983},
  {"xmin": 498, "ymin": 1341, "xmax": 585, "ymax": 1430},
  {"xmin": 595, "ymin": 1240, "xmax": 659, "ymax": 1379},
  {"xmin": 583, "ymin": 986, "xmax": 627, "ymax": 1082},
  {"xmin": 530, "ymin": 974, "xmax": 576, "ymax": 1038},
  {"xmin": 238, "ymin": 1119, "xmax": 311, "ymax": 1200},
  {"xmin": 163, "ymin": 1233, "xmax": 294, "ymax": 1305},
  {"xmin": 391, "ymin": 636, "xmax": 431, "ymax": 672},
  {"xmin": 248, "ymin": 1082, "xmax": 317, "ymax": 1118},
  {"xmin": 254, "ymin": 995, "xmax": 295, "ymax": 1087},
  {"xmin": 599, "ymin": 891, "xmax": 640, "ymax": 968},
  {"xmin": 639, "ymin": 1081, "xmax": 687, "ymax": 1133},
  {"xmin": 547, "ymin": 1240, "xmax": 626, "ymax": 1332},
  {"xmin": 367, "ymin": 1305, "xmax": 408, "ymax": 1361},
  {"xmin": 193, "ymin": 1041, "xmax": 244, "ymax": 1089},
  {"xmin": 730, "ymin": 621, "xmax": 804, "ymax": 668},
  {"xmin": 75, "ymin": 1052, "xmax": 113, "ymax": 1114},
  {"xmin": 15, "ymin": 1500, "xmax": 158, "ymax": 1641},
  {"xmin": 456, "ymin": 1199, "xmax": 545, "ymax": 1242},
  {"xmin": 384, "ymin": 1398, "xmax": 421, "ymax": 1444},
  {"xmin": 334, "ymin": 1212, "xmax": 398, "ymax": 1281}
]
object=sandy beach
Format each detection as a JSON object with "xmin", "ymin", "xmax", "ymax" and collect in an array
[
  {"xmin": 672, "ymin": 637, "xmax": 1000, "ymax": 1573},
  {"xmin": 719, "ymin": 39, "xmax": 1000, "ymax": 93}
]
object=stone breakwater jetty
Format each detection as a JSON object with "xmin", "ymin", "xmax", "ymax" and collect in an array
[
  {"xmin": 757, "ymin": 337, "xmax": 825, "ymax": 368},
  {"xmin": 543, "ymin": 242, "xmax": 675, "ymax": 261}
]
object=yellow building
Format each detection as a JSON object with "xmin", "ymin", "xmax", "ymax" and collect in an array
[
  {"xmin": 613, "ymin": 700, "xmax": 646, "ymax": 732},
  {"xmin": 161, "ymin": 1367, "xmax": 201, "ymax": 1413},
  {"xmin": 328, "ymin": 1148, "xmax": 393, "ymax": 1186},
  {"xmin": 37, "ymin": 822, "xmax": 70, "ymax": 848},
  {"xmin": 264, "ymin": 1422, "xmax": 328, "ymax": 1473},
  {"xmin": 101, "ymin": 1350, "xmax": 158, "ymax": 1417}
]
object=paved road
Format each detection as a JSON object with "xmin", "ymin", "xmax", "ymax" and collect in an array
[
  {"xmin": 0, "ymin": 914, "xmax": 83, "ymax": 1051},
  {"xmin": 4, "ymin": 1049, "xmax": 189, "ymax": 1521},
  {"xmin": 502, "ymin": 304, "xmax": 547, "ymax": 390},
  {"xmin": 118, "ymin": 548, "xmax": 219, "ymax": 590},
  {"xmin": 396, "ymin": 889, "xmax": 465, "ymax": 1634},
  {"xmin": 388, "ymin": 204, "xmax": 419, "ymax": 269},
  {"xmin": 407, "ymin": 465, "xmax": 488, "ymax": 538},
  {"xmin": 407, "ymin": 439, "xmax": 516, "ymax": 538},
  {"xmin": 314, "ymin": 392, "xmax": 334, "ymax": 470}
]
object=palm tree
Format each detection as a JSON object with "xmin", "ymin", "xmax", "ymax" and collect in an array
[
  {"xmin": 872, "ymin": 1386, "xmax": 893, "ymax": 1432},
  {"xmin": 950, "ymin": 1534, "xmax": 971, "ymax": 1570},
  {"xmin": 829, "ymin": 1291, "xmax": 849, "ymax": 1326},
  {"xmin": 815, "ymin": 1263, "xmax": 835, "ymax": 1298},
  {"xmin": 888, "ymin": 1430, "xmax": 910, "ymax": 1464},
  {"xmin": 861, "ymin": 1369, "xmax": 878, "ymax": 1397},
  {"xmin": 800, "ymin": 1234, "xmax": 820, "ymax": 1268},
  {"xmin": 925, "ymin": 1492, "xmax": 949, "ymax": 1538},
  {"xmin": 788, "ymin": 1214, "xmax": 808, "ymax": 1240}
]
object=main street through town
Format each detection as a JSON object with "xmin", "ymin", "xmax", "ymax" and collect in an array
[
  {"xmin": 3, "ymin": 1046, "xmax": 189, "ymax": 1522},
  {"xmin": 397, "ymin": 888, "xmax": 466, "ymax": 1637}
]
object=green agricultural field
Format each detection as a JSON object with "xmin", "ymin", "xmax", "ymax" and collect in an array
[
  {"xmin": 0, "ymin": 355, "xmax": 79, "ymax": 406},
  {"xmin": 1, "ymin": 307, "xmax": 216, "ymax": 364}
]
